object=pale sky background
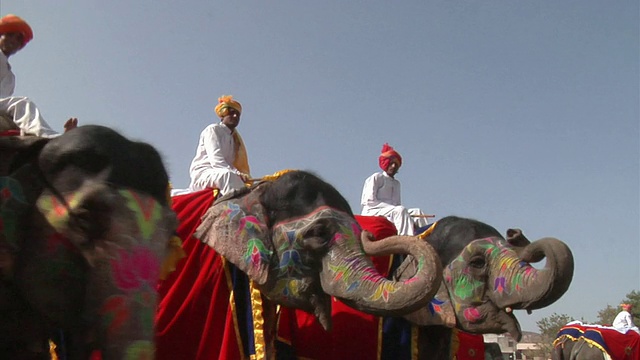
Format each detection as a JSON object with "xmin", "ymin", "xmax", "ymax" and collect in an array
[{"xmin": 2, "ymin": 1, "xmax": 638, "ymax": 334}]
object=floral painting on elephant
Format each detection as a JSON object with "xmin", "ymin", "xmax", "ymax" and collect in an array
[
  {"xmin": 276, "ymin": 215, "xmax": 455, "ymax": 360},
  {"xmin": 275, "ymin": 215, "xmax": 397, "ymax": 360}
]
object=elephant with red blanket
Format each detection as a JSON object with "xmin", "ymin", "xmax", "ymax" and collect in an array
[{"xmin": 155, "ymin": 170, "xmax": 443, "ymax": 360}]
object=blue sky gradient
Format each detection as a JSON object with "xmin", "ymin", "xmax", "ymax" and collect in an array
[{"xmin": 3, "ymin": 1, "xmax": 638, "ymax": 333}]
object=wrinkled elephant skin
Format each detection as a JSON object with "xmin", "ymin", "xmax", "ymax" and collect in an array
[
  {"xmin": 196, "ymin": 170, "xmax": 442, "ymax": 331},
  {"xmin": 394, "ymin": 216, "xmax": 574, "ymax": 344}
]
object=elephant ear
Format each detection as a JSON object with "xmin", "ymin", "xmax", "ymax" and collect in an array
[{"xmin": 195, "ymin": 187, "xmax": 272, "ymax": 285}]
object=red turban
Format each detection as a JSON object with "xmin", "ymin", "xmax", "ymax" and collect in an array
[
  {"xmin": 378, "ymin": 143, "xmax": 402, "ymax": 172},
  {"xmin": 0, "ymin": 14, "xmax": 33, "ymax": 48}
]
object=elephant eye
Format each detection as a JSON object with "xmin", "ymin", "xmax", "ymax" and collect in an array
[{"xmin": 469, "ymin": 256, "xmax": 486, "ymax": 269}]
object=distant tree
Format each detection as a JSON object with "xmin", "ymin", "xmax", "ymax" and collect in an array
[
  {"xmin": 597, "ymin": 305, "xmax": 617, "ymax": 325},
  {"xmin": 535, "ymin": 313, "xmax": 575, "ymax": 359},
  {"xmin": 599, "ymin": 290, "xmax": 640, "ymax": 325}
]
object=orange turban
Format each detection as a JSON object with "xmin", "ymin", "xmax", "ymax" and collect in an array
[
  {"xmin": 0, "ymin": 14, "xmax": 33, "ymax": 48},
  {"xmin": 214, "ymin": 95, "xmax": 242, "ymax": 118},
  {"xmin": 621, "ymin": 303, "xmax": 633, "ymax": 311},
  {"xmin": 378, "ymin": 143, "xmax": 402, "ymax": 171}
]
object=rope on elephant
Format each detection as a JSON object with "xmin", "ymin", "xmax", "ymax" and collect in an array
[{"xmin": 250, "ymin": 169, "xmax": 297, "ymax": 183}]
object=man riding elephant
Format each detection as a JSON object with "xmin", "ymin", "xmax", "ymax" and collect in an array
[{"xmin": 0, "ymin": 14, "xmax": 78, "ymax": 136}]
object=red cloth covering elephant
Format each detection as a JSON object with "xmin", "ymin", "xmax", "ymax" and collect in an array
[
  {"xmin": 155, "ymin": 189, "xmax": 252, "ymax": 360},
  {"xmin": 276, "ymin": 215, "xmax": 397, "ymax": 360}
]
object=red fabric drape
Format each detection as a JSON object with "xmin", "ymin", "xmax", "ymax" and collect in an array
[
  {"xmin": 155, "ymin": 189, "xmax": 244, "ymax": 360},
  {"xmin": 277, "ymin": 215, "xmax": 398, "ymax": 360},
  {"xmin": 456, "ymin": 331, "xmax": 485, "ymax": 360},
  {"xmin": 592, "ymin": 328, "xmax": 640, "ymax": 360}
]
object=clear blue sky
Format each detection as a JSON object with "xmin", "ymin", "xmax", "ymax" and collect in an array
[{"xmin": 3, "ymin": 1, "xmax": 638, "ymax": 333}]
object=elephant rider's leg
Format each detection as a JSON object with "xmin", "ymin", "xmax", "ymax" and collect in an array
[
  {"xmin": 190, "ymin": 168, "xmax": 246, "ymax": 195},
  {"xmin": 0, "ymin": 96, "xmax": 60, "ymax": 137},
  {"xmin": 377, "ymin": 205, "xmax": 415, "ymax": 236}
]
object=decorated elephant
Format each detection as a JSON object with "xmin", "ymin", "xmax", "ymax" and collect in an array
[
  {"xmin": 276, "ymin": 215, "xmax": 575, "ymax": 360},
  {"xmin": 0, "ymin": 125, "xmax": 178, "ymax": 359},
  {"xmin": 155, "ymin": 170, "xmax": 443, "ymax": 360},
  {"xmin": 553, "ymin": 322, "xmax": 640, "ymax": 360}
]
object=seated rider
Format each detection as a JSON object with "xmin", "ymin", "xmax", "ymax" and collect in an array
[
  {"xmin": 186, "ymin": 94, "xmax": 251, "ymax": 195},
  {"xmin": 0, "ymin": 14, "xmax": 77, "ymax": 137},
  {"xmin": 612, "ymin": 303, "xmax": 640, "ymax": 334},
  {"xmin": 360, "ymin": 143, "xmax": 416, "ymax": 236}
]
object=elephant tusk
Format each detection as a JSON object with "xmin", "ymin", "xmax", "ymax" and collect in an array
[{"xmin": 505, "ymin": 307, "xmax": 512, "ymax": 313}]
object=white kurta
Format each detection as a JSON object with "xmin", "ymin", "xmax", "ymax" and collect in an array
[
  {"xmin": 360, "ymin": 171, "xmax": 415, "ymax": 236},
  {"xmin": 187, "ymin": 122, "xmax": 247, "ymax": 195},
  {"xmin": 0, "ymin": 51, "xmax": 60, "ymax": 137},
  {"xmin": 612, "ymin": 310, "xmax": 639, "ymax": 333}
]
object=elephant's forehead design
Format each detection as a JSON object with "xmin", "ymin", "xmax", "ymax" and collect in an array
[{"xmin": 273, "ymin": 206, "xmax": 361, "ymax": 247}]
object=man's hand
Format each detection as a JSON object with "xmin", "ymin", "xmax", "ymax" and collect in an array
[
  {"xmin": 64, "ymin": 117, "xmax": 78, "ymax": 132},
  {"xmin": 238, "ymin": 172, "xmax": 250, "ymax": 182}
]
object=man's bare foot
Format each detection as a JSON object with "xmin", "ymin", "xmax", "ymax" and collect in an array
[{"xmin": 64, "ymin": 118, "xmax": 78, "ymax": 132}]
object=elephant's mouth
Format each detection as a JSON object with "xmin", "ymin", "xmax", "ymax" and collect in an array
[{"xmin": 462, "ymin": 301, "xmax": 522, "ymax": 341}]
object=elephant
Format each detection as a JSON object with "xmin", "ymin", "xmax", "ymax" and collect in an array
[
  {"xmin": 275, "ymin": 215, "xmax": 575, "ymax": 360},
  {"xmin": 386, "ymin": 216, "xmax": 575, "ymax": 359},
  {"xmin": 155, "ymin": 170, "xmax": 443, "ymax": 360},
  {"xmin": 552, "ymin": 322, "xmax": 640, "ymax": 360},
  {"xmin": 0, "ymin": 125, "xmax": 178, "ymax": 359}
]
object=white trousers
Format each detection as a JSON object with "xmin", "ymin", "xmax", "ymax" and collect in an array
[
  {"xmin": 362, "ymin": 205, "xmax": 415, "ymax": 236},
  {"xmin": 189, "ymin": 168, "xmax": 246, "ymax": 196},
  {"xmin": 0, "ymin": 96, "xmax": 59, "ymax": 137}
]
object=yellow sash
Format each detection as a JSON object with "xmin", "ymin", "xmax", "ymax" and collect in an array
[{"xmin": 232, "ymin": 130, "xmax": 251, "ymax": 176}]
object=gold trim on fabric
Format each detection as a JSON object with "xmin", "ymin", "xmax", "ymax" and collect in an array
[
  {"xmin": 450, "ymin": 328, "xmax": 460, "ymax": 360},
  {"xmin": 377, "ymin": 316, "xmax": 383, "ymax": 360},
  {"xmin": 159, "ymin": 235, "xmax": 186, "ymax": 280},
  {"xmin": 249, "ymin": 281, "xmax": 267, "ymax": 360},
  {"xmin": 417, "ymin": 221, "xmax": 438, "ymax": 239},
  {"xmin": 49, "ymin": 339, "xmax": 59, "ymax": 360},
  {"xmin": 224, "ymin": 258, "xmax": 247, "ymax": 359},
  {"xmin": 582, "ymin": 337, "xmax": 610, "ymax": 358},
  {"xmin": 411, "ymin": 324, "xmax": 419, "ymax": 360}
]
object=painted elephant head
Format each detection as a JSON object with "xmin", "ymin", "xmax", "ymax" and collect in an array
[
  {"xmin": 393, "ymin": 216, "xmax": 574, "ymax": 341},
  {"xmin": 0, "ymin": 126, "xmax": 178, "ymax": 359},
  {"xmin": 195, "ymin": 170, "xmax": 442, "ymax": 330}
]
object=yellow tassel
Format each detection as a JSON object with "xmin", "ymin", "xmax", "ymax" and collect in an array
[
  {"xmin": 159, "ymin": 235, "xmax": 186, "ymax": 280},
  {"xmin": 417, "ymin": 221, "xmax": 438, "ymax": 240},
  {"xmin": 49, "ymin": 339, "xmax": 59, "ymax": 360},
  {"xmin": 259, "ymin": 169, "xmax": 296, "ymax": 182}
]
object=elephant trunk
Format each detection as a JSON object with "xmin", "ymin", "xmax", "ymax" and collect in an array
[
  {"xmin": 319, "ymin": 231, "xmax": 442, "ymax": 316},
  {"xmin": 503, "ymin": 237, "xmax": 574, "ymax": 310}
]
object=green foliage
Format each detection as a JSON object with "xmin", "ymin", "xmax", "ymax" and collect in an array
[
  {"xmin": 597, "ymin": 290, "xmax": 640, "ymax": 325},
  {"xmin": 531, "ymin": 289, "xmax": 640, "ymax": 358},
  {"xmin": 597, "ymin": 305, "xmax": 617, "ymax": 325},
  {"xmin": 535, "ymin": 313, "xmax": 575, "ymax": 358}
]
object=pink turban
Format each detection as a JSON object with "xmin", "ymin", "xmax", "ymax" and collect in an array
[
  {"xmin": 214, "ymin": 95, "xmax": 242, "ymax": 118},
  {"xmin": 378, "ymin": 143, "xmax": 402, "ymax": 172},
  {"xmin": 0, "ymin": 14, "xmax": 33, "ymax": 48}
]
